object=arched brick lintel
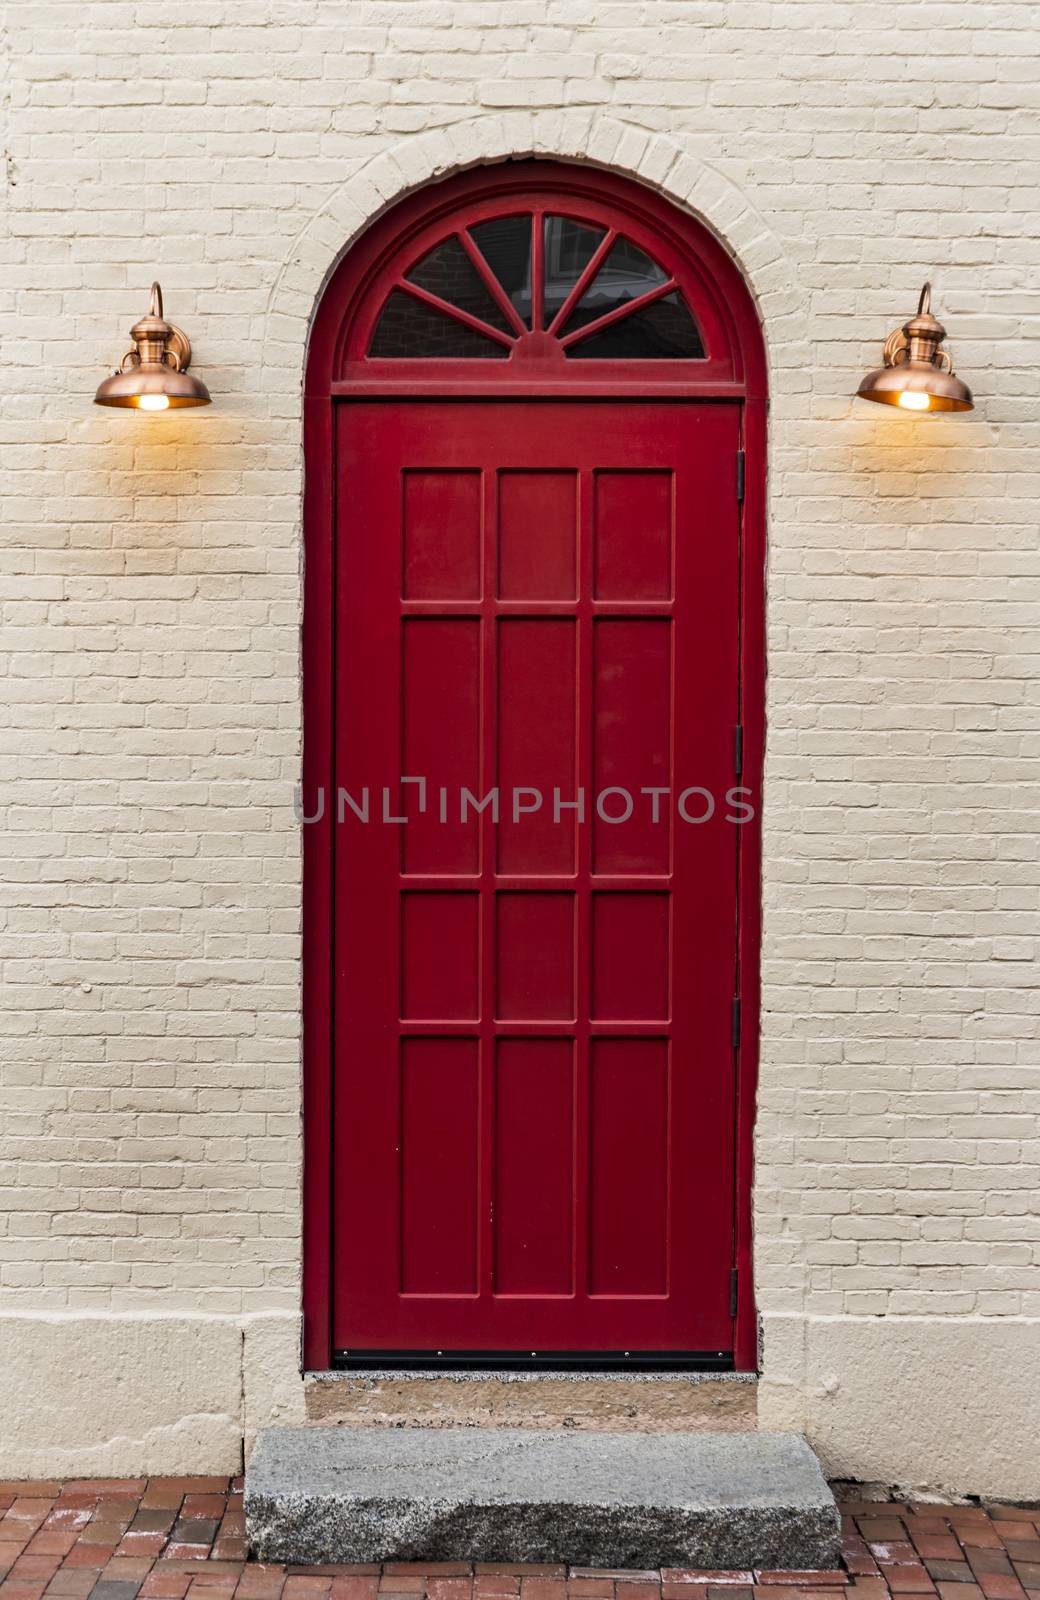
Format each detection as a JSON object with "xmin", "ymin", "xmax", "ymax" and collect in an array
[{"xmin": 266, "ymin": 112, "xmax": 797, "ymax": 403}]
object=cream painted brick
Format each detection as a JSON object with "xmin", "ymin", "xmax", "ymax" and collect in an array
[{"xmin": 1, "ymin": 0, "xmax": 1039, "ymax": 1485}]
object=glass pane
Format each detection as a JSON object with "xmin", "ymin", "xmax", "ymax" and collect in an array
[
  {"xmin": 369, "ymin": 289, "xmax": 510, "ymax": 359},
  {"xmin": 565, "ymin": 292, "xmax": 705, "ymax": 360},
  {"xmin": 470, "ymin": 215, "xmax": 533, "ymax": 328},
  {"xmin": 562, "ymin": 236, "xmax": 669, "ymax": 334},
  {"xmin": 543, "ymin": 215, "xmax": 607, "ymax": 323},
  {"xmin": 405, "ymin": 235, "xmax": 514, "ymax": 336}
]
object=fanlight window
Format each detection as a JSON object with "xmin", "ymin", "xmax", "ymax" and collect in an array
[{"xmin": 369, "ymin": 214, "xmax": 705, "ymax": 361}]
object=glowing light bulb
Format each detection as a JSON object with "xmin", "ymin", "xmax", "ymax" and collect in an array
[
  {"xmin": 897, "ymin": 390, "xmax": 930, "ymax": 411},
  {"xmin": 138, "ymin": 393, "xmax": 170, "ymax": 411}
]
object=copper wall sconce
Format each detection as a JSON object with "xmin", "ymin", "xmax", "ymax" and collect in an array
[
  {"xmin": 94, "ymin": 283, "xmax": 211, "ymax": 411},
  {"xmin": 857, "ymin": 282, "xmax": 973, "ymax": 413}
]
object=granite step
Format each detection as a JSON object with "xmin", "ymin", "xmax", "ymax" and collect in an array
[{"xmin": 245, "ymin": 1426, "xmax": 839, "ymax": 1570}]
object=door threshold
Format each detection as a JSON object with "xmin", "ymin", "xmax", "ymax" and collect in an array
[
  {"xmin": 308, "ymin": 1361, "xmax": 757, "ymax": 1429},
  {"xmin": 332, "ymin": 1349, "xmax": 735, "ymax": 1373}
]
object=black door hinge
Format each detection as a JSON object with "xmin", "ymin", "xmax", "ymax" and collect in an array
[
  {"xmin": 731, "ymin": 996, "xmax": 741, "ymax": 1049},
  {"xmin": 730, "ymin": 1267, "xmax": 739, "ymax": 1318},
  {"xmin": 736, "ymin": 449, "xmax": 746, "ymax": 503},
  {"xmin": 734, "ymin": 723, "xmax": 744, "ymax": 778}
]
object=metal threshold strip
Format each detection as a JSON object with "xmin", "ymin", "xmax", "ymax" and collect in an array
[{"xmin": 332, "ymin": 1349, "xmax": 735, "ymax": 1372}]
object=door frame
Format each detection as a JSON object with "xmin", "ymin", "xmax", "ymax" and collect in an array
[{"xmin": 300, "ymin": 161, "xmax": 767, "ymax": 1373}]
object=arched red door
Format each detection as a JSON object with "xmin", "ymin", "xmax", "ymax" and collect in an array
[{"xmin": 302, "ymin": 163, "xmax": 766, "ymax": 1371}]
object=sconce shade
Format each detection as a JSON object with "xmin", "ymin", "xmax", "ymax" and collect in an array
[
  {"xmin": 94, "ymin": 283, "xmax": 211, "ymax": 409},
  {"xmin": 857, "ymin": 283, "xmax": 973, "ymax": 413}
]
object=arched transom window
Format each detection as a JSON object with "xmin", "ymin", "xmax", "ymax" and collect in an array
[
  {"xmin": 312, "ymin": 165, "xmax": 764, "ymax": 393},
  {"xmin": 369, "ymin": 213, "xmax": 705, "ymax": 361}
]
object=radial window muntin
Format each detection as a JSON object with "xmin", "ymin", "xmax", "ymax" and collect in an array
[{"xmin": 368, "ymin": 210, "xmax": 706, "ymax": 362}]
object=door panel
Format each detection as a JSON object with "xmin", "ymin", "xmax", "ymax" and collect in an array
[{"xmin": 332, "ymin": 400, "xmax": 740, "ymax": 1357}]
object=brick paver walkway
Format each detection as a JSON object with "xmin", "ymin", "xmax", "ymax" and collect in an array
[{"xmin": 1, "ymin": 1480, "xmax": 1037, "ymax": 1600}]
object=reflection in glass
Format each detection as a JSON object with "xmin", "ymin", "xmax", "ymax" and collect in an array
[
  {"xmin": 543, "ymin": 216, "xmax": 607, "ymax": 324},
  {"xmin": 565, "ymin": 292, "xmax": 705, "ymax": 359},
  {"xmin": 370, "ymin": 290, "xmax": 510, "ymax": 358},
  {"xmin": 405, "ymin": 236, "xmax": 514, "ymax": 335},
  {"xmin": 562, "ymin": 238, "xmax": 669, "ymax": 334},
  {"xmin": 470, "ymin": 216, "xmax": 533, "ymax": 327},
  {"xmin": 368, "ymin": 213, "xmax": 705, "ymax": 361}
]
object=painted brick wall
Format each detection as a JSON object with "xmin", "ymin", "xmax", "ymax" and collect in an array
[{"xmin": 1, "ymin": 2, "xmax": 1038, "ymax": 1489}]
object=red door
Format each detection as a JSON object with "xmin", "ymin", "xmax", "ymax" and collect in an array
[{"xmin": 332, "ymin": 398, "xmax": 742, "ymax": 1360}]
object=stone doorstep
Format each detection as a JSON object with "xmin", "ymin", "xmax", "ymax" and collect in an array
[
  {"xmin": 304, "ymin": 1371, "xmax": 758, "ymax": 1432},
  {"xmin": 244, "ymin": 1427, "xmax": 839, "ymax": 1571}
]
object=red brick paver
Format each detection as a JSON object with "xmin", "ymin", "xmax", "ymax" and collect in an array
[{"xmin": 0, "ymin": 1483, "xmax": 1036, "ymax": 1600}]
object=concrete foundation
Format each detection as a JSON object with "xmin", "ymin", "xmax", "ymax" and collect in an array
[{"xmin": 3, "ymin": 1310, "xmax": 1038, "ymax": 1499}]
